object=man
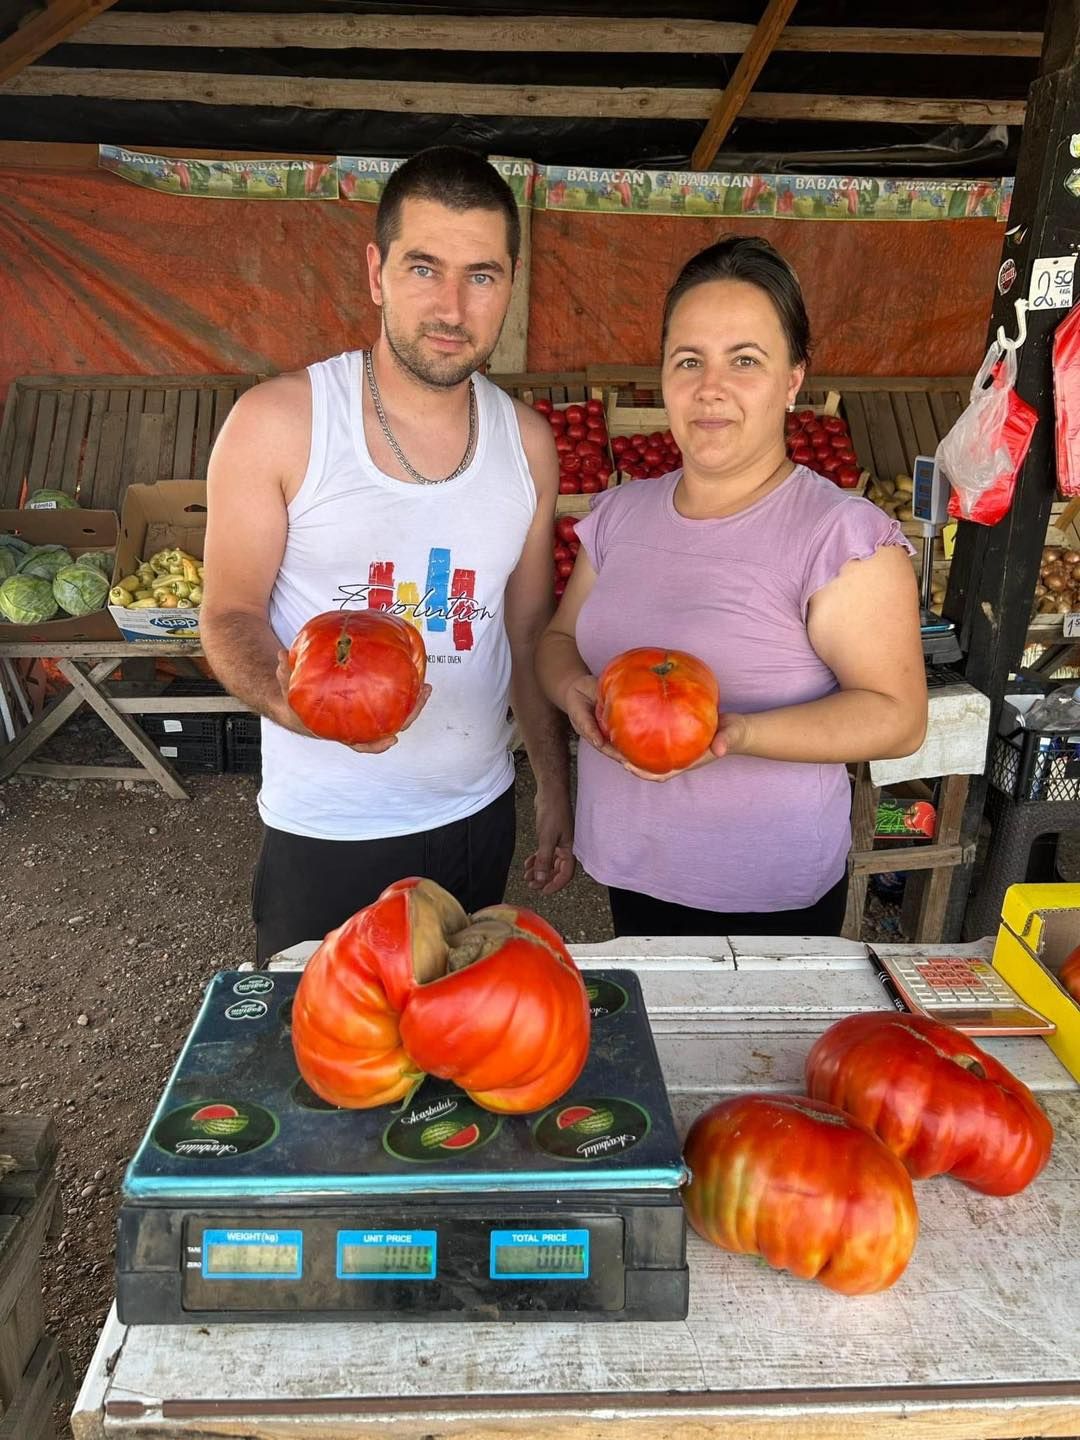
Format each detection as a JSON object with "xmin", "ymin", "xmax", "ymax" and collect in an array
[{"xmin": 202, "ymin": 147, "xmax": 574, "ymax": 962}]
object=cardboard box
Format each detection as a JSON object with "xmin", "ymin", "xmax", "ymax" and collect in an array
[
  {"xmin": 992, "ymin": 882, "xmax": 1080, "ymax": 1081},
  {"xmin": 109, "ymin": 481, "xmax": 206, "ymax": 643},
  {"xmin": 0, "ymin": 508, "xmax": 120, "ymax": 642}
]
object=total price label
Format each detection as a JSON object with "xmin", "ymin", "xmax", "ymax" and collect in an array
[{"xmin": 1063, "ymin": 613, "xmax": 1080, "ymax": 639}]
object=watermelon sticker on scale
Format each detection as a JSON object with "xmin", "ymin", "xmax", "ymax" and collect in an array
[
  {"xmin": 152, "ymin": 1101, "xmax": 279, "ymax": 1158},
  {"xmin": 382, "ymin": 1093, "xmax": 501, "ymax": 1164},
  {"xmin": 533, "ymin": 1098, "xmax": 651, "ymax": 1162}
]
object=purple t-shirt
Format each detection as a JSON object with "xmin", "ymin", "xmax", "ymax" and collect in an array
[{"xmin": 572, "ymin": 466, "xmax": 912, "ymax": 912}]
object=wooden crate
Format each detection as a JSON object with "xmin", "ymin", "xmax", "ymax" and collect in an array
[
  {"xmin": 0, "ymin": 373, "xmax": 264, "ymax": 511},
  {"xmin": 0, "ymin": 1116, "xmax": 69, "ymax": 1440},
  {"xmin": 487, "ymin": 370, "xmax": 589, "ymax": 405}
]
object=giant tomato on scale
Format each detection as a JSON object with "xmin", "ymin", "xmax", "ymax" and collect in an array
[
  {"xmin": 287, "ymin": 609, "xmax": 426, "ymax": 746},
  {"xmin": 596, "ymin": 647, "xmax": 719, "ymax": 774},
  {"xmin": 292, "ymin": 879, "xmax": 591, "ymax": 1113},
  {"xmin": 805, "ymin": 1013, "xmax": 1053, "ymax": 1195}
]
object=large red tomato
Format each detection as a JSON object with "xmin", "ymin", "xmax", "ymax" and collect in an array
[
  {"xmin": 683, "ymin": 1094, "xmax": 918, "ymax": 1295},
  {"xmin": 287, "ymin": 609, "xmax": 426, "ymax": 745},
  {"xmin": 292, "ymin": 878, "xmax": 591, "ymax": 1113},
  {"xmin": 595, "ymin": 647, "xmax": 719, "ymax": 774},
  {"xmin": 1060, "ymin": 944, "xmax": 1080, "ymax": 1002},
  {"xmin": 805, "ymin": 1013, "xmax": 1053, "ymax": 1196}
]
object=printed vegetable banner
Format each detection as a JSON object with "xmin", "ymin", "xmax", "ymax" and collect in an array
[
  {"xmin": 100, "ymin": 145, "xmax": 338, "ymax": 199},
  {"xmin": 99, "ymin": 147, "xmax": 1012, "ymax": 222}
]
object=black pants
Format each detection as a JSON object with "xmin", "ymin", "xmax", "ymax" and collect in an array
[
  {"xmin": 253, "ymin": 785, "xmax": 516, "ymax": 963},
  {"xmin": 608, "ymin": 873, "xmax": 849, "ymax": 939}
]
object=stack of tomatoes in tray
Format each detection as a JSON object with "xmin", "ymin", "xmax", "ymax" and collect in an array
[
  {"xmin": 552, "ymin": 514, "xmax": 581, "ymax": 602},
  {"xmin": 533, "ymin": 398, "xmax": 613, "ymax": 496},
  {"xmin": 785, "ymin": 408, "xmax": 862, "ymax": 489},
  {"xmin": 611, "ymin": 428, "xmax": 683, "ymax": 480}
]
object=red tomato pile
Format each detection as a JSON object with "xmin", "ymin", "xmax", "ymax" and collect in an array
[
  {"xmin": 785, "ymin": 408, "xmax": 861, "ymax": 488},
  {"xmin": 552, "ymin": 514, "xmax": 581, "ymax": 602},
  {"xmin": 611, "ymin": 428, "xmax": 682, "ymax": 480},
  {"xmin": 533, "ymin": 398, "xmax": 613, "ymax": 496}
]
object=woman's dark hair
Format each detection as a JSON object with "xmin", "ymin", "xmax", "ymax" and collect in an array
[
  {"xmin": 375, "ymin": 147, "xmax": 520, "ymax": 268},
  {"xmin": 661, "ymin": 235, "xmax": 811, "ymax": 366}
]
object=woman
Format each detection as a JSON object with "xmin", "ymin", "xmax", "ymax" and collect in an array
[{"xmin": 536, "ymin": 237, "xmax": 927, "ymax": 938}]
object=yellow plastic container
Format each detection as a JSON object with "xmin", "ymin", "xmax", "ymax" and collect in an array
[{"xmin": 992, "ymin": 883, "xmax": 1080, "ymax": 1081}]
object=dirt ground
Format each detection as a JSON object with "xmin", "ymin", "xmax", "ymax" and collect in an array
[{"xmin": 1, "ymin": 713, "xmax": 909, "ymax": 1434}]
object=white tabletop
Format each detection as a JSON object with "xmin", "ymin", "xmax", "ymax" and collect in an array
[{"xmin": 72, "ymin": 940, "xmax": 1080, "ymax": 1440}]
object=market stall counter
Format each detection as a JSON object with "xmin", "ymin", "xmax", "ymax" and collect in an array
[{"xmin": 71, "ymin": 935, "xmax": 1080, "ymax": 1440}]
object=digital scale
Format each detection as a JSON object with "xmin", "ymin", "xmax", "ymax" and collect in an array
[
  {"xmin": 912, "ymin": 454, "xmax": 963, "ymax": 664},
  {"xmin": 116, "ymin": 969, "xmax": 689, "ymax": 1325}
]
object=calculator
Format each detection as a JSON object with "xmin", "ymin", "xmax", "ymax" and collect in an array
[{"xmin": 875, "ymin": 951, "xmax": 1054, "ymax": 1036}]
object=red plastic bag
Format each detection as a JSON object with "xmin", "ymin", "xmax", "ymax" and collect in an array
[
  {"xmin": 936, "ymin": 343, "xmax": 1038, "ymax": 525},
  {"xmin": 1054, "ymin": 301, "xmax": 1080, "ymax": 496}
]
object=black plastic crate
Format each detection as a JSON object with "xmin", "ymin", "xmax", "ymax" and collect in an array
[
  {"xmin": 989, "ymin": 730, "xmax": 1080, "ymax": 803},
  {"xmin": 225, "ymin": 713, "xmax": 261, "ymax": 775},
  {"xmin": 152, "ymin": 730, "xmax": 225, "ymax": 774}
]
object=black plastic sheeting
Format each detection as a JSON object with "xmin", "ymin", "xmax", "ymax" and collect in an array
[{"xmin": 0, "ymin": 0, "xmax": 1046, "ymax": 174}]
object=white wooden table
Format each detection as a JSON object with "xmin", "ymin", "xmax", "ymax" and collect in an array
[{"xmin": 71, "ymin": 938, "xmax": 1080, "ymax": 1440}]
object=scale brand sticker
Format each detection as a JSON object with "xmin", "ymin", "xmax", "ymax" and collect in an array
[
  {"xmin": 997, "ymin": 259, "xmax": 1017, "ymax": 295},
  {"xmin": 152, "ymin": 1101, "xmax": 278, "ymax": 1158},
  {"xmin": 383, "ymin": 1093, "xmax": 501, "ymax": 1163},
  {"xmin": 584, "ymin": 978, "xmax": 628, "ymax": 1018},
  {"xmin": 232, "ymin": 975, "xmax": 275, "ymax": 996},
  {"xmin": 224, "ymin": 999, "xmax": 268, "ymax": 1021},
  {"xmin": 533, "ymin": 1097, "xmax": 651, "ymax": 1162}
]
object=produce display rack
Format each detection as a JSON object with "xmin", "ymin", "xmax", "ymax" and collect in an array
[{"xmin": 0, "ymin": 1115, "xmax": 70, "ymax": 1440}]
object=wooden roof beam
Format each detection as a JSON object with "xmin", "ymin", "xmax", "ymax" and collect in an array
[
  {"xmin": 0, "ymin": 0, "xmax": 122, "ymax": 85},
  {"xmin": 68, "ymin": 14, "xmax": 1043, "ymax": 59},
  {"xmin": 692, "ymin": 0, "xmax": 801, "ymax": 171},
  {"xmin": 0, "ymin": 67, "xmax": 1029, "ymax": 128}
]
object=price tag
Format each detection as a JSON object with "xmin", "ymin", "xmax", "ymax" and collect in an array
[
  {"xmin": 1028, "ymin": 255, "xmax": 1077, "ymax": 311},
  {"xmin": 942, "ymin": 521, "xmax": 957, "ymax": 559},
  {"xmin": 1063, "ymin": 612, "xmax": 1080, "ymax": 638}
]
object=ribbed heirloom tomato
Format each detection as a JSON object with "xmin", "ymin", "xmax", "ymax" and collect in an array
[
  {"xmin": 596, "ymin": 647, "xmax": 719, "ymax": 774},
  {"xmin": 805, "ymin": 1013, "xmax": 1053, "ymax": 1195},
  {"xmin": 292, "ymin": 878, "xmax": 591, "ymax": 1113},
  {"xmin": 287, "ymin": 609, "xmax": 426, "ymax": 745},
  {"xmin": 683, "ymin": 1094, "xmax": 918, "ymax": 1295}
]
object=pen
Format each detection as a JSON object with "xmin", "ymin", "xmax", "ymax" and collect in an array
[{"xmin": 864, "ymin": 945, "xmax": 909, "ymax": 1013}]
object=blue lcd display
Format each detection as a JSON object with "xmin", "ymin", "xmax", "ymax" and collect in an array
[
  {"xmin": 489, "ymin": 1227, "xmax": 590, "ymax": 1280},
  {"xmin": 202, "ymin": 1227, "xmax": 303, "ymax": 1280},
  {"xmin": 336, "ymin": 1229, "xmax": 437, "ymax": 1280}
]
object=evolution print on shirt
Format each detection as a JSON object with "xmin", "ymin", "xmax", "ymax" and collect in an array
[{"xmin": 332, "ymin": 546, "xmax": 496, "ymax": 652}]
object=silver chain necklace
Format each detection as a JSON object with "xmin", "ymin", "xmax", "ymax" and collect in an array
[{"xmin": 364, "ymin": 348, "xmax": 477, "ymax": 486}]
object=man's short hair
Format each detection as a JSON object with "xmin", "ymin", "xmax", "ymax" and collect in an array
[{"xmin": 375, "ymin": 147, "xmax": 520, "ymax": 268}]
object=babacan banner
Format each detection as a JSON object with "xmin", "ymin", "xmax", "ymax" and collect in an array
[{"xmin": 99, "ymin": 147, "xmax": 1014, "ymax": 223}]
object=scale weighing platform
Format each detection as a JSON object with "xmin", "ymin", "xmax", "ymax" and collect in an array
[{"xmin": 116, "ymin": 968, "xmax": 689, "ymax": 1325}]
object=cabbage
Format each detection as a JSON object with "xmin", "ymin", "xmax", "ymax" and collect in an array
[
  {"xmin": 0, "ymin": 550, "xmax": 15, "ymax": 582},
  {"xmin": 0, "ymin": 574, "xmax": 58, "ymax": 624},
  {"xmin": 24, "ymin": 489, "xmax": 80, "ymax": 510},
  {"xmin": 53, "ymin": 563, "xmax": 109, "ymax": 617},
  {"xmin": 18, "ymin": 545, "xmax": 72, "ymax": 581},
  {"xmin": 78, "ymin": 550, "xmax": 113, "ymax": 577},
  {"xmin": 0, "ymin": 533, "xmax": 30, "ymax": 557}
]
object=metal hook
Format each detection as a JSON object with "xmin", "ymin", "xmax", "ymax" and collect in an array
[{"xmin": 996, "ymin": 298, "xmax": 1029, "ymax": 352}]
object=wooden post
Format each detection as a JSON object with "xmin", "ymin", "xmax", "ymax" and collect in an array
[
  {"xmin": 487, "ymin": 156, "xmax": 533, "ymax": 375},
  {"xmin": 944, "ymin": 0, "xmax": 1080, "ymax": 937}
]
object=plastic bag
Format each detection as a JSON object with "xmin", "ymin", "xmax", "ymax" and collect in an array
[
  {"xmin": 935, "ymin": 342, "xmax": 1038, "ymax": 525},
  {"xmin": 1053, "ymin": 301, "xmax": 1080, "ymax": 496}
]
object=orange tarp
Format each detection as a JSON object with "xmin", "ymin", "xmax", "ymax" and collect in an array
[{"xmin": 1, "ymin": 147, "xmax": 1002, "ymax": 398}]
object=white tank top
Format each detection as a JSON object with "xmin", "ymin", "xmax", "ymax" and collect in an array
[{"xmin": 258, "ymin": 350, "xmax": 536, "ymax": 841}]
